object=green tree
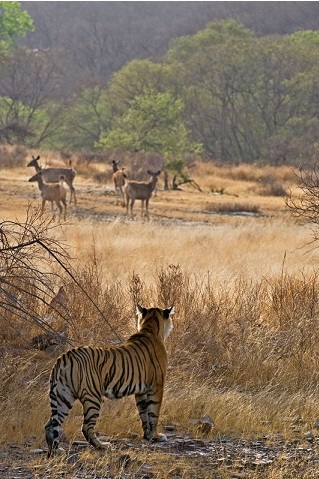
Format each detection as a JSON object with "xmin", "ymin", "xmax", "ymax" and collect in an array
[
  {"xmin": 164, "ymin": 20, "xmax": 319, "ymax": 163},
  {"xmin": 0, "ymin": 48, "xmax": 64, "ymax": 146},
  {"xmin": 97, "ymin": 90, "xmax": 200, "ymax": 156},
  {"xmin": 0, "ymin": 1, "xmax": 33, "ymax": 52},
  {"xmin": 108, "ymin": 59, "xmax": 172, "ymax": 115},
  {"xmin": 57, "ymin": 86, "xmax": 112, "ymax": 150},
  {"xmin": 166, "ymin": 19, "xmax": 254, "ymax": 64},
  {"xmin": 97, "ymin": 90, "xmax": 202, "ymax": 184}
]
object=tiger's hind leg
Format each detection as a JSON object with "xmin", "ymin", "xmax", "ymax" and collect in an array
[
  {"xmin": 45, "ymin": 384, "xmax": 76, "ymax": 457},
  {"xmin": 80, "ymin": 395, "xmax": 111, "ymax": 449},
  {"xmin": 135, "ymin": 391, "xmax": 167, "ymax": 442}
]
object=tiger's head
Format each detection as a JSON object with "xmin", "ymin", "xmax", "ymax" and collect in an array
[{"xmin": 136, "ymin": 305, "xmax": 174, "ymax": 341}]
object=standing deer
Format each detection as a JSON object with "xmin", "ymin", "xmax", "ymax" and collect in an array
[
  {"xmin": 111, "ymin": 159, "xmax": 126, "ymax": 206},
  {"xmin": 124, "ymin": 170, "xmax": 161, "ymax": 218},
  {"xmin": 27, "ymin": 155, "xmax": 76, "ymax": 205},
  {"xmin": 111, "ymin": 159, "xmax": 120, "ymax": 172},
  {"xmin": 29, "ymin": 171, "xmax": 67, "ymax": 221}
]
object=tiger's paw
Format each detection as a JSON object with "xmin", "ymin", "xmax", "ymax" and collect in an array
[
  {"xmin": 147, "ymin": 433, "xmax": 167, "ymax": 443},
  {"xmin": 56, "ymin": 446, "xmax": 66, "ymax": 455},
  {"xmin": 151, "ymin": 433, "xmax": 167, "ymax": 442},
  {"xmin": 48, "ymin": 446, "xmax": 65, "ymax": 458},
  {"xmin": 92, "ymin": 437, "xmax": 112, "ymax": 450}
]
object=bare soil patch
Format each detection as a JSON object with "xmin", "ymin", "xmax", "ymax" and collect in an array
[
  {"xmin": 1, "ymin": 167, "xmax": 289, "ymax": 226},
  {"xmin": 1, "ymin": 430, "xmax": 319, "ymax": 478}
]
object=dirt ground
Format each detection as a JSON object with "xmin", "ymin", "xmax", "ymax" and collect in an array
[
  {"xmin": 1, "ymin": 166, "xmax": 290, "ymax": 226},
  {"xmin": 1, "ymin": 428, "xmax": 319, "ymax": 478}
]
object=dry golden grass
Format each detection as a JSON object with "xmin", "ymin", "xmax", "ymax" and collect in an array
[{"xmin": 1, "ymin": 153, "xmax": 319, "ymax": 477}]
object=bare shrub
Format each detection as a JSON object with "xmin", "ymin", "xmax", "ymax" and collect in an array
[
  {"xmin": 93, "ymin": 171, "xmax": 110, "ymax": 183},
  {"xmin": 286, "ymin": 163, "xmax": 319, "ymax": 243},
  {"xmin": 205, "ymin": 202, "xmax": 261, "ymax": 214},
  {"xmin": 66, "ymin": 245, "xmax": 128, "ymax": 345},
  {"xmin": 0, "ymin": 144, "xmax": 28, "ymax": 168},
  {"xmin": 257, "ymin": 174, "xmax": 287, "ymax": 196},
  {"xmin": 0, "ymin": 209, "xmax": 73, "ymax": 348}
]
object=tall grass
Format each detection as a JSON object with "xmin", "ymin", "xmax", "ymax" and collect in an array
[{"xmin": 1, "ymin": 213, "xmax": 319, "ymax": 448}]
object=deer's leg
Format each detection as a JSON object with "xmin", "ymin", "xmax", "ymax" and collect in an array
[
  {"xmin": 69, "ymin": 186, "xmax": 76, "ymax": 205},
  {"xmin": 119, "ymin": 187, "xmax": 125, "ymax": 207},
  {"xmin": 55, "ymin": 201, "xmax": 63, "ymax": 222},
  {"xmin": 130, "ymin": 199, "xmax": 135, "ymax": 216},
  {"xmin": 62, "ymin": 199, "xmax": 67, "ymax": 221},
  {"xmin": 145, "ymin": 199, "xmax": 150, "ymax": 219},
  {"xmin": 41, "ymin": 199, "xmax": 46, "ymax": 216}
]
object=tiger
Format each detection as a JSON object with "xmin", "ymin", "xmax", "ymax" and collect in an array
[{"xmin": 44, "ymin": 304, "xmax": 174, "ymax": 457}]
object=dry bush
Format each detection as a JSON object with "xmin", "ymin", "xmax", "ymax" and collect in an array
[
  {"xmin": 0, "ymin": 144, "xmax": 29, "ymax": 168},
  {"xmin": 0, "ymin": 208, "xmax": 73, "ymax": 349},
  {"xmin": 2, "ymin": 209, "xmax": 319, "ymax": 451},
  {"xmin": 256, "ymin": 174, "xmax": 287, "ymax": 197},
  {"xmin": 205, "ymin": 201, "xmax": 261, "ymax": 214},
  {"xmin": 194, "ymin": 161, "xmax": 294, "ymax": 183}
]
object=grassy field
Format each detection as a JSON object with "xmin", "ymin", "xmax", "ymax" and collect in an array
[{"xmin": 1, "ymin": 151, "xmax": 319, "ymax": 477}]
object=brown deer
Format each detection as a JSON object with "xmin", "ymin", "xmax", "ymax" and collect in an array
[
  {"xmin": 27, "ymin": 155, "xmax": 76, "ymax": 205},
  {"xmin": 111, "ymin": 159, "xmax": 126, "ymax": 206},
  {"xmin": 111, "ymin": 159, "xmax": 120, "ymax": 172},
  {"xmin": 29, "ymin": 171, "xmax": 67, "ymax": 221},
  {"xmin": 124, "ymin": 170, "xmax": 161, "ymax": 218}
]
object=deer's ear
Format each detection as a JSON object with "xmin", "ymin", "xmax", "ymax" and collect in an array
[{"xmin": 156, "ymin": 170, "xmax": 161, "ymax": 176}]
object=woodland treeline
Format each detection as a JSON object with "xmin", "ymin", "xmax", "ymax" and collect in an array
[{"xmin": 1, "ymin": 2, "xmax": 319, "ymax": 167}]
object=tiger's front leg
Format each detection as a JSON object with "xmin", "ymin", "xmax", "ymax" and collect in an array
[
  {"xmin": 135, "ymin": 390, "xmax": 167, "ymax": 442},
  {"xmin": 135, "ymin": 393, "xmax": 150, "ymax": 439}
]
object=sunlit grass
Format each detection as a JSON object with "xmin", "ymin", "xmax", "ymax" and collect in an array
[{"xmin": 2, "ymin": 157, "xmax": 319, "ymax": 477}]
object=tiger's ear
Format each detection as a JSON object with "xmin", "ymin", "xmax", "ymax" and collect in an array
[
  {"xmin": 163, "ymin": 306, "xmax": 174, "ymax": 319},
  {"xmin": 136, "ymin": 304, "xmax": 147, "ymax": 319}
]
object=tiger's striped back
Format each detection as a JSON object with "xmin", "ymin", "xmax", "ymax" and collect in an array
[{"xmin": 45, "ymin": 305, "xmax": 174, "ymax": 457}]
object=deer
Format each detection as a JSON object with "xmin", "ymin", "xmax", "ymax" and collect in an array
[
  {"xmin": 124, "ymin": 170, "xmax": 161, "ymax": 218},
  {"xmin": 111, "ymin": 159, "xmax": 120, "ymax": 172},
  {"xmin": 27, "ymin": 155, "xmax": 76, "ymax": 205},
  {"xmin": 111, "ymin": 159, "xmax": 126, "ymax": 206},
  {"xmin": 29, "ymin": 171, "xmax": 67, "ymax": 221}
]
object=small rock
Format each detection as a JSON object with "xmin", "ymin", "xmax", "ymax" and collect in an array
[
  {"xmin": 163, "ymin": 424, "xmax": 177, "ymax": 432},
  {"xmin": 196, "ymin": 415, "xmax": 214, "ymax": 435},
  {"xmin": 66, "ymin": 453, "xmax": 79, "ymax": 464},
  {"xmin": 305, "ymin": 431, "xmax": 315, "ymax": 442},
  {"xmin": 30, "ymin": 448, "xmax": 45, "ymax": 454}
]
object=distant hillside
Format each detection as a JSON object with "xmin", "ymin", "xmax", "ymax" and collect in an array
[{"xmin": 21, "ymin": 2, "xmax": 319, "ymax": 85}]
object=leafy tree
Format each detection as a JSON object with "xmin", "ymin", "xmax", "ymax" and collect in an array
[
  {"xmin": 0, "ymin": 1, "xmax": 33, "ymax": 52},
  {"xmin": 108, "ymin": 59, "xmax": 172, "ymax": 115},
  {"xmin": 290, "ymin": 30, "xmax": 319, "ymax": 45},
  {"xmin": 97, "ymin": 90, "xmax": 202, "ymax": 184},
  {"xmin": 166, "ymin": 19, "xmax": 254, "ymax": 63},
  {"xmin": 163, "ymin": 20, "xmax": 319, "ymax": 163},
  {"xmin": 0, "ymin": 48, "xmax": 64, "ymax": 146},
  {"xmin": 56, "ymin": 86, "xmax": 112, "ymax": 150}
]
